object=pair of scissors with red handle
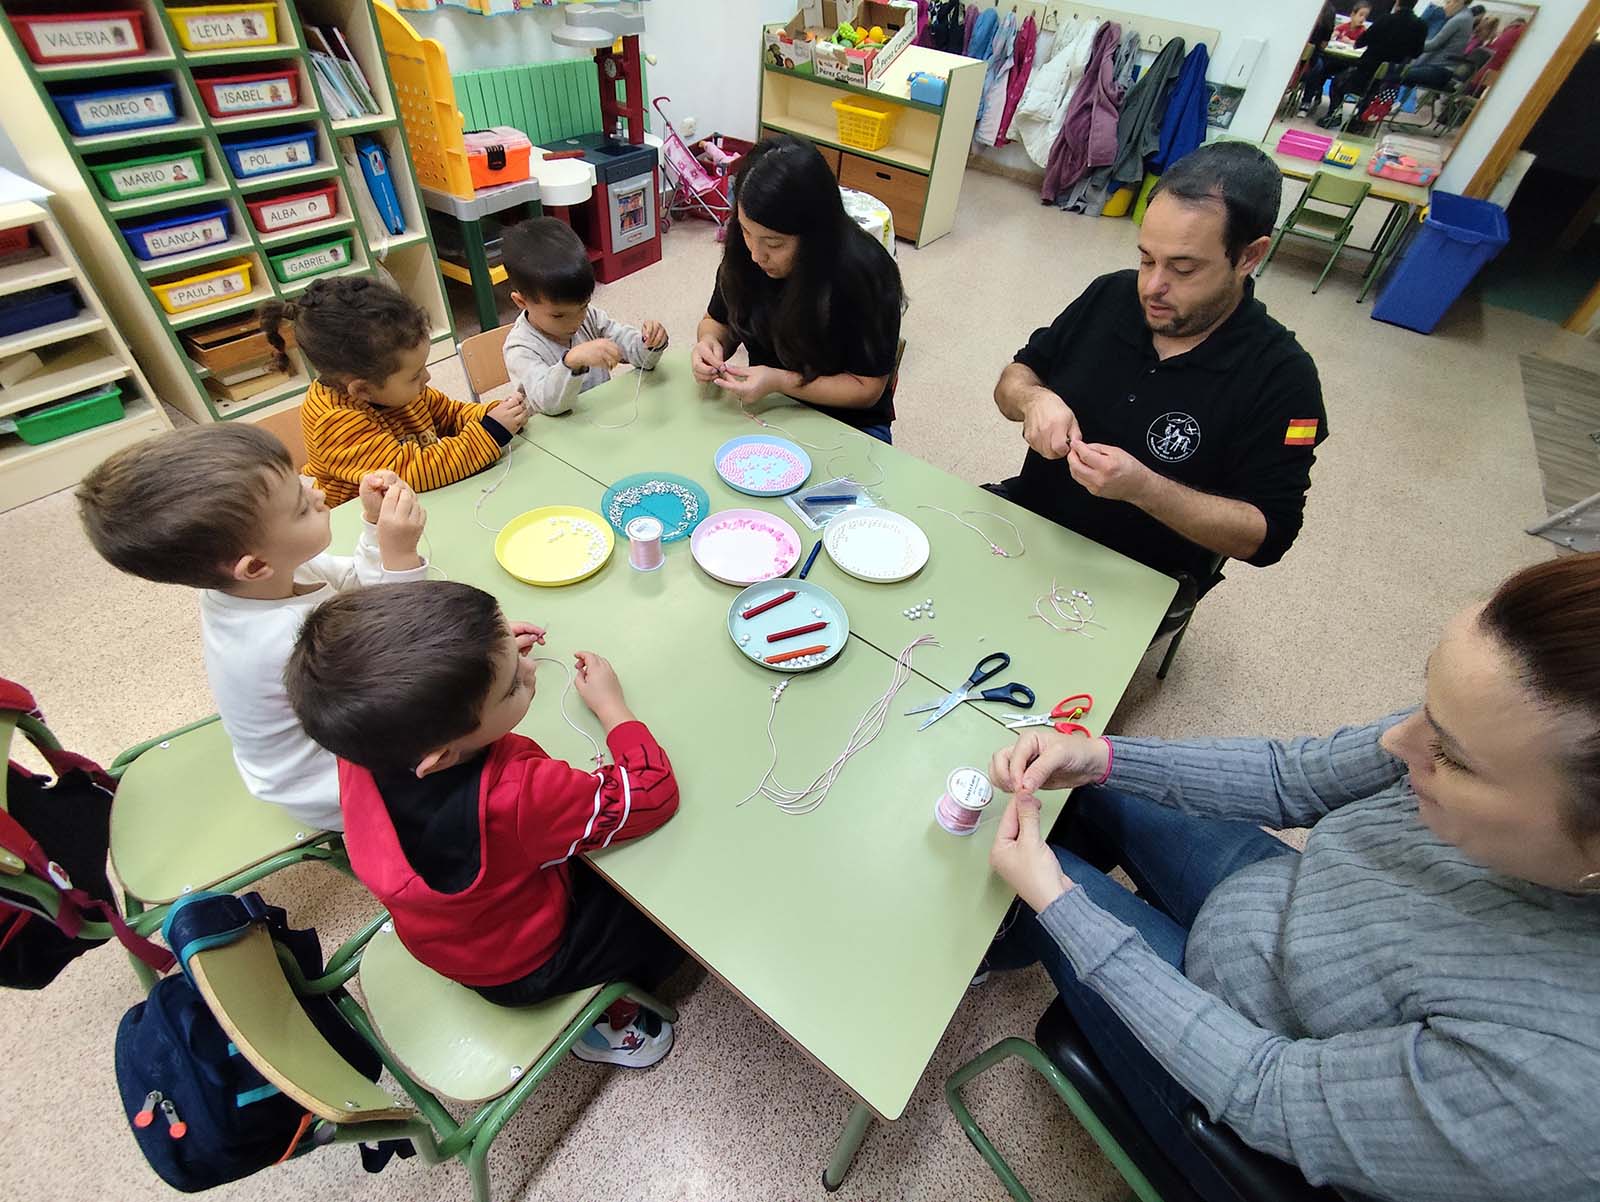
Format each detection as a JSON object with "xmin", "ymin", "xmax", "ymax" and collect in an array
[{"xmin": 1004, "ymin": 693, "xmax": 1094, "ymax": 736}]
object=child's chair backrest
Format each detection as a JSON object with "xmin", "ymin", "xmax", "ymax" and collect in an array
[{"xmin": 459, "ymin": 323, "xmax": 512, "ymax": 402}]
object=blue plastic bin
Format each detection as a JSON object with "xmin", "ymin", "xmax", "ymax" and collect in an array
[
  {"xmin": 51, "ymin": 80, "xmax": 179, "ymax": 136},
  {"xmin": 0, "ymin": 285, "xmax": 81, "ymax": 337},
  {"xmin": 220, "ymin": 128, "xmax": 318, "ymax": 181},
  {"xmin": 119, "ymin": 204, "xmax": 233, "ymax": 261},
  {"xmin": 1371, "ymin": 192, "xmax": 1509, "ymax": 334}
]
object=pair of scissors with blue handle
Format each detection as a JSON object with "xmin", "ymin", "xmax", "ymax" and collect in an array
[{"xmin": 905, "ymin": 651, "xmax": 1037, "ymax": 731}]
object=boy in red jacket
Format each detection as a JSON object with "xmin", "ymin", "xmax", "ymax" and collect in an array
[{"xmin": 286, "ymin": 580, "xmax": 682, "ymax": 1066}]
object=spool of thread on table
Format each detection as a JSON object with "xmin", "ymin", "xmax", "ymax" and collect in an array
[
  {"xmin": 935, "ymin": 767, "xmax": 994, "ymax": 836},
  {"xmin": 626, "ymin": 516, "xmax": 664, "ymax": 571}
]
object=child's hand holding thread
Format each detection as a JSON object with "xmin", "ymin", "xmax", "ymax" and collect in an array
[
  {"xmin": 358, "ymin": 469, "xmax": 401, "ymax": 524},
  {"xmin": 376, "ymin": 480, "xmax": 427, "ymax": 571},
  {"xmin": 487, "ymin": 388, "xmax": 529, "ymax": 435},
  {"xmin": 572, "ymin": 651, "xmax": 633, "ymax": 729},
  {"xmin": 510, "ymin": 621, "xmax": 547, "ymax": 654},
  {"xmin": 641, "ymin": 320, "xmax": 669, "ymax": 351},
  {"xmin": 565, "ymin": 338, "xmax": 625, "ymax": 373}
]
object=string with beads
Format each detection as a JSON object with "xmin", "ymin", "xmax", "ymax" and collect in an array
[
  {"xmin": 472, "ymin": 444, "xmax": 518, "ymax": 533},
  {"xmin": 1031, "ymin": 579, "xmax": 1104, "ymax": 637},
  {"xmin": 915, "ymin": 505, "xmax": 1025, "ymax": 559},
  {"xmin": 739, "ymin": 636, "xmax": 937, "ymax": 815},
  {"xmin": 824, "ymin": 433, "xmax": 886, "ymax": 489}
]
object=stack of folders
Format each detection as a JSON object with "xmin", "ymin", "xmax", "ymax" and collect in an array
[{"xmin": 307, "ymin": 26, "xmax": 378, "ymax": 120}]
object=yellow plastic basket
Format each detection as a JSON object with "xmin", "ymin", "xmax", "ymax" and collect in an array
[
  {"xmin": 831, "ymin": 97, "xmax": 898, "ymax": 153},
  {"xmin": 170, "ymin": 3, "xmax": 278, "ymax": 52}
]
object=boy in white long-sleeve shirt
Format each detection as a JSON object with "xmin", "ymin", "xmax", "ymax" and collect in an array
[
  {"xmin": 77, "ymin": 426, "xmax": 429, "ymax": 830},
  {"xmin": 500, "ymin": 217, "xmax": 668, "ymax": 416}
]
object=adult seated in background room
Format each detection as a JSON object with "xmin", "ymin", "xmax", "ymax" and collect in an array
[
  {"xmin": 691, "ymin": 135, "xmax": 904, "ymax": 444},
  {"xmin": 1293, "ymin": 1, "xmax": 1341, "ymax": 120},
  {"xmin": 984, "ymin": 553, "xmax": 1600, "ymax": 1202},
  {"xmin": 1318, "ymin": 0, "xmax": 1428, "ymax": 125},
  {"xmin": 987, "ymin": 142, "xmax": 1326, "ymax": 635},
  {"xmin": 1397, "ymin": 0, "xmax": 1476, "ymax": 89}
]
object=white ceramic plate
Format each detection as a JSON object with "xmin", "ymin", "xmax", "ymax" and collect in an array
[{"xmin": 822, "ymin": 509, "xmax": 929, "ymax": 583}]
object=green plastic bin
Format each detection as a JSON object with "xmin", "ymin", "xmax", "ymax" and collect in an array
[
  {"xmin": 12, "ymin": 381, "xmax": 124, "ymax": 445},
  {"xmin": 267, "ymin": 234, "xmax": 353, "ymax": 284},
  {"xmin": 88, "ymin": 148, "xmax": 208, "ymax": 202}
]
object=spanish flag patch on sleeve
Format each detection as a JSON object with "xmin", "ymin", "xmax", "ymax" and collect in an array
[{"xmin": 1284, "ymin": 418, "xmax": 1319, "ymax": 446}]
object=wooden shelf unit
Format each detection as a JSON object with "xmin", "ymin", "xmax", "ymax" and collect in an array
[
  {"xmin": 0, "ymin": 198, "xmax": 169, "ymax": 510},
  {"xmin": 0, "ymin": 0, "xmax": 457, "ymax": 427},
  {"xmin": 757, "ymin": 43, "xmax": 983, "ymax": 247}
]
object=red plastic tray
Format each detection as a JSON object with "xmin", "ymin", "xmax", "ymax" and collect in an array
[
  {"xmin": 9, "ymin": 10, "xmax": 146, "ymax": 65},
  {"xmin": 244, "ymin": 183, "xmax": 339, "ymax": 233},
  {"xmin": 195, "ymin": 67, "xmax": 300, "ymax": 119}
]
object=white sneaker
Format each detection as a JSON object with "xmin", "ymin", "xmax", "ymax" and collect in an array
[{"xmin": 571, "ymin": 1012, "xmax": 674, "ymax": 1068}]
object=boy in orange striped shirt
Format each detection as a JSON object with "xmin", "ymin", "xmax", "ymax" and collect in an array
[{"xmin": 263, "ymin": 276, "xmax": 528, "ymax": 506}]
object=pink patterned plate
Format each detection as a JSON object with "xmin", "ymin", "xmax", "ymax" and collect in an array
[
  {"xmin": 713, "ymin": 434, "xmax": 812, "ymax": 497},
  {"xmin": 690, "ymin": 508, "xmax": 803, "ymax": 585}
]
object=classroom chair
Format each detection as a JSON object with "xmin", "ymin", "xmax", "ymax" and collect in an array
[
  {"xmin": 1277, "ymin": 44, "xmax": 1315, "ymax": 119},
  {"xmin": 945, "ymin": 999, "xmax": 1341, "ymax": 1202},
  {"xmin": 459, "ymin": 322, "xmax": 514, "ymax": 403},
  {"xmin": 109, "ymin": 716, "xmax": 347, "ymax": 988},
  {"xmin": 1257, "ymin": 172, "xmax": 1373, "ymax": 294},
  {"xmin": 187, "ymin": 917, "xmax": 676, "ymax": 1202}
]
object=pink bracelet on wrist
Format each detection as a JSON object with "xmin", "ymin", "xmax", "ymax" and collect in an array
[{"xmin": 1095, "ymin": 736, "xmax": 1114, "ymax": 785}]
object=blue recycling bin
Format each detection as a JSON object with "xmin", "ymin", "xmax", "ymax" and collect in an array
[{"xmin": 1371, "ymin": 191, "xmax": 1510, "ymax": 334}]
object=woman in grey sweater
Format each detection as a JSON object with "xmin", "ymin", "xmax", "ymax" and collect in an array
[{"xmin": 984, "ymin": 553, "xmax": 1600, "ymax": 1202}]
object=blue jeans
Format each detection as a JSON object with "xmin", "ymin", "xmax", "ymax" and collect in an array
[
  {"xmin": 858, "ymin": 422, "xmax": 892, "ymax": 444},
  {"xmin": 985, "ymin": 786, "xmax": 1297, "ymax": 1202}
]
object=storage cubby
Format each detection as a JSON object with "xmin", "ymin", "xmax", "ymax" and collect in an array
[
  {"xmin": 756, "ymin": 42, "xmax": 982, "ymax": 247},
  {"xmin": 0, "ymin": 0, "xmax": 455, "ymax": 426}
]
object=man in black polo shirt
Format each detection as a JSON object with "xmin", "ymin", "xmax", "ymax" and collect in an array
[{"xmin": 989, "ymin": 141, "xmax": 1326, "ymax": 630}]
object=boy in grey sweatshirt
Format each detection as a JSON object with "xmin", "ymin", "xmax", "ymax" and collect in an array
[{"xmin": 500, "ymin": 217, "xmax": 667, "ymax": 416}]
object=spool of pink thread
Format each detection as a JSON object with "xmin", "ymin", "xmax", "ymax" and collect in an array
[
  {"xmin": 935, "ymin": 767, "xmax": 994, "ymax": 836},
  {"xmin": 626, "ymin": 516, "xmax": 664, "ymax": 571}
]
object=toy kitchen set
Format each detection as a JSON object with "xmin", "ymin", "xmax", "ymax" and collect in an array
[{"xmin": 543, "ymin": 2, "xmax": 661, "ymax": 284}]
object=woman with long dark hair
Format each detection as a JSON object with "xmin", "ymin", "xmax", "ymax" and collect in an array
[{"xmin": 691, "ymin": 135, "xmax": 905, "ymax": 443}]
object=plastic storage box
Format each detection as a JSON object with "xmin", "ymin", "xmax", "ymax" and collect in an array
[
  {"xmin": 0, "ymin": 226, "xmax": 31, "ymax": 256},
  {"xmin": 89, "ymin": 147, "xmax": 207, "ymax": 201},
  {"xmin": 12, "ymin": 381, "xmax": 124, "ymax": 445},
  {"xmin": 151, "ymin": 259, "xmax": 253, "ymax": 314},
  {"xmin": 221, "ymin": 128, "xmax": 318, "ymax": 180},
  {"xmin": 267, "ymin": 235, "xmax": 353, "ymax": 283},
  {"xmin": 463, "ymin": 127, "xmax": 532, "ymax": 190},
  {"xmin": 51, "ymin": 80, "xmax": 179, "ymax": 136},
  {"xmin": 9, "ymin": 10, "xmax": 146, "ymax": 65},
  {"xmin": 0, "ymin": 285, "xmax": 81, "ymax": 336},
  {"xmin": 244, "ymin": 183, "xmax": 338, "ymax": 233},
  {"xmin": 831, "ymin": 96, "xmax": 898, "ymax": 152},
  {"xmin": 195, "ymin": 67, "xmax": 299, "ymax": 119},
  {"xmin": 1367, "ymin": 135, "xmax": 1443, "ymax": 187},
  {"xmin": 119, "ymin": 204, "xmax": 234, "ymax": 260},
  {"xmin": 169, "ymin": 2, "xmax": 277, "ymax": 51},
  {"xmin": 1371, "ymin": 192, "xmax": 1510, "ymax": 335}
]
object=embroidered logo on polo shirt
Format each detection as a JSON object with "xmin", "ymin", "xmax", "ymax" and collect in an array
[
  {"xmin": 1147, "ymin": 413, "xmax": 1201, "ymax": 463},
  {"xmin": 1284, "ymin": 418, "xmax": 1319, "ymax": 446}
]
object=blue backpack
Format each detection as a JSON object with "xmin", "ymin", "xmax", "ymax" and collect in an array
[{"xmin": 113, "ymin": 892, "xmax": 400, "ymax": 1192}]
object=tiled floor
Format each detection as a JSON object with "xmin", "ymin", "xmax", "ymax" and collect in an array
[{"xmin": 0, "ymin": 167, "xmax": 1582, "ymax": 1202}]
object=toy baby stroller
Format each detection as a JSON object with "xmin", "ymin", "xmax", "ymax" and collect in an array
[{"xmin": 652, "ymin": 96, "xmax": 750, "ymax": 240}]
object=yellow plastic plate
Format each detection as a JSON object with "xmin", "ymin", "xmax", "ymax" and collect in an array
[{"xmin": 494, "ymin": 505, "xmax": 614, "ymax": 587}]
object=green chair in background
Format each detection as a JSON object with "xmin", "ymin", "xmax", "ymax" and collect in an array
[
  {"xmin": 189, "ymin": 918, "xmax": 676, "ymax": 1202},
  {"xmin": 1257, "ymin": 170, "xmax": 1373, "ymax": 293},
  {"xmin": 109, "ymin": 716, "xmax": 347, "ymax": 985}
]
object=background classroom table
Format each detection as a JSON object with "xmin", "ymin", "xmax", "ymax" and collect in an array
[{"xmin": 330, "ymin": 358, "xmax": 1174, "ymax": 1186}]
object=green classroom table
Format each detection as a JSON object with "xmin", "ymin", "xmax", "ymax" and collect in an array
[{"xmin": 331, "ymin": 359, "xmax": 1175, "ymax": 1187}]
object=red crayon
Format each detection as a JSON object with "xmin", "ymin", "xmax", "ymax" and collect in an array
[
  {"xmin": 768, "ymin": 621, "xmax": 827, "ymax": 644},
  {"xmin": 742, "ymin": 590, "xmax": 796, "ymax": 619}
]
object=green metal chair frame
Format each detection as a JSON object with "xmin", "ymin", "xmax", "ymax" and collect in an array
[
  {"xmin": 188, "ymin": 915, "xmax": 676, "ymax": 1202},
  {"xmin": 1278, "ymin": 43, "xmax": 1316, "ymax": 119},
  {"xmin": 1257, "ymin": 170, "xmax": 1373, "ymax": 293},
  {"xmin": 946, "ymin": 1036, "xmax": 1166, "ymax": 1202},
  {"xmin": 108, "ymin": 715, "xmax": 350, "ymax": 989}
]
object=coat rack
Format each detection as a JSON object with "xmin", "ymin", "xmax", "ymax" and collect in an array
[{"xmin": 981, "ymin": 0, "xmax": 1220, "ymax": 56}]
